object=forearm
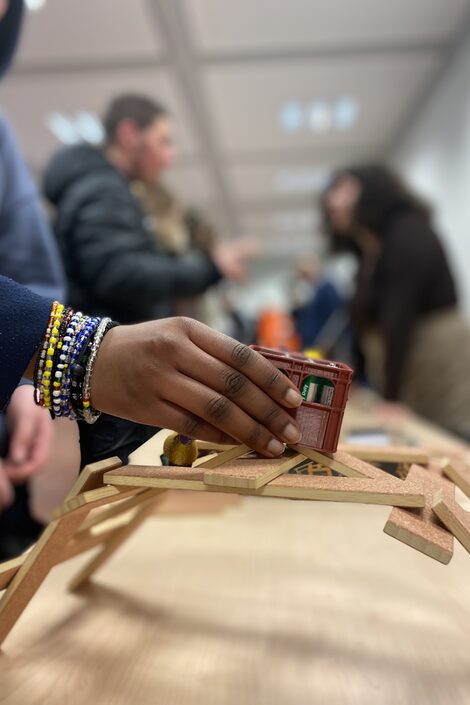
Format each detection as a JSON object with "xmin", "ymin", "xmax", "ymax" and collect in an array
[{"xmin": 0, "ymin": 277, "xmax": 52, "ymax": 410}]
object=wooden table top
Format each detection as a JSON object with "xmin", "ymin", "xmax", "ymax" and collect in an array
[{"xmin": 2, "ymin": 391, "xmax": 470, "ymax": 705}]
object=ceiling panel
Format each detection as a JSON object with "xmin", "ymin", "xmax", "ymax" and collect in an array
[
  {"xmin": 225, "ymin": 146, "xmax": 383, "ymax": 202},
  {"xmin": 0, "ymin": 68, "xmax": 198, "ymax": 168},
  {"xmin": 184, "ymin": 0, "xmax": 470, "ymax": 53},
  {"xmin": 17, "ymin": 0, "xmax": 163, "ymax": 64},
  {"xmin": 203, "ymin": 52, "xmax": 439, "ymax": 153},
  {"xmin": 239, "ymin": 207, "xmax": 320, "ymax": 236}
]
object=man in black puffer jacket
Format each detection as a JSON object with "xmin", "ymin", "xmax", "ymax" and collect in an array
[
  {"xmin": 43, "ymin": 93, "xmax": 251, "ymax": 465},
  {"xmin": 44, "ymin": 93, "xmax": 246, "ymax": 323}
]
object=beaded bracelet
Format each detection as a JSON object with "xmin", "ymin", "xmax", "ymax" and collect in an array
[
  {"xmin": 51, "ymin": 311, "xmax": 83, "ymax": 415},
  {"xmin": 81, "ymin": 317, "xmax": 112, "ymax": 424},
  {"xmin": 34, "ymin": 303, "xmax": 119, "ymax": 423},
  {"xmin": 36, "ymin": 302, "xmax": 66, "ymax": 409},
  {"xmin": 34, "ymin": 301, "xmax": 60, "ymax": 406},
  {"xmin": 62, "ymin": 316, "xmax": 100, "ymax": 419}
]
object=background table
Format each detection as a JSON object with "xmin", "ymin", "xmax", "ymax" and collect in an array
[{"xmin": 1, "ymin": 391, "xmax": 470, "ymax": 705}]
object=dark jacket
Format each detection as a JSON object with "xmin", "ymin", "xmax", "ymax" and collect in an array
[
  {"xmin": 0, "ymin": 276, "xmax": 51, "ymax": 410},
  {"xmin": 352, "ymin": 210, "xmax": 457, "ymax": 400},
  {"xmin": 44, "ymin": 145, "xmax": 222, "ymax": 323},
  {"xmin": 0, "ymin": 0, "xmax": 23, "ymax": 78}
]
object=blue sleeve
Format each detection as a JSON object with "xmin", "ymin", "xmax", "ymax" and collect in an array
[
  {"xmin": 0, "ymin": 276, "xmax": 52, "ymax": 410},
  {"xmin": 294, "ymin": 281, "xmax": 343, "ymax": 347},
  {"xmin": 0, "ymin": 115, "xmax": 66, "ymax": 300}
]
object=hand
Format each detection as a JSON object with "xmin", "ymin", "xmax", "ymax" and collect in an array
[
  {"xmin": 211, "ymin": 239, "xmax": 260, "ymax": 283},
  {"xmin": 0, "ymin": 460, "xmax": 14, "ymax": 510},
  {"xmin": 3, "ymin": 385, "xmax": 53, "ymax": 483},
  {"xmin": 91, "ymin": 317, "xmax": 303, "ymax": 456}
]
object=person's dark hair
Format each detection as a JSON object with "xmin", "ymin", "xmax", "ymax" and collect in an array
[
  {"xmin": 102, "ymin": 93, "xmax": 168, "ymax": 144},
  {"xmin": 321, "ymin": 163, "xmax": 431, "ymax": 253},
  {"xmin": 0, "ymin": 0, "xmax": 24, "ymax": 79}
]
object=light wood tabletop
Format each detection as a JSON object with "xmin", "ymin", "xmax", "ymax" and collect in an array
[{"xmin": 1, "ymin": 391, "xmax": 470, "ymax": 705}]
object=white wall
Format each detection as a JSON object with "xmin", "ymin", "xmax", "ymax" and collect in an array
[{"xmin": 394, "ymin": 31, "xmax": 470, "ymax": 318}]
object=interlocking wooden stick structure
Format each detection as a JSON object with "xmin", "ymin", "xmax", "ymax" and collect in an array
[
  {"xmin": 0, "ymin": 457, "xmax": 166, "ymax": 646},
  {"xmin": 384, "ymin": 464, "xmax": 455, "ymax": 564},
  {"xmin": 105, "ymin": 443, "xmax": 426, "ymax": 507},
  {"xmin": 0, "ymin": 437, "xmax": 468, "ymax": 648}
]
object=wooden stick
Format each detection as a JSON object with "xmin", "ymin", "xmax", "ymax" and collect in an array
[
  {"xmin": 54, "ymin": 485, "xmax": 138, "ymax": 518},
  {"xmin": 193, "ymin": 444, "xmax": 250, "ymax": 469},
  {"xmin": 0, "ymin": 555, "xmax": 25, "ymax": 592},
  {"xmin": 0, "ymin": 509, "xmax": 86, "ymax": 646},
  {"xmin": 290, "ymin": 446, "xmax": 370, "ymax": 478},
  {"xmin": 105, "ymin": 464, "xmax": 425, "ymax": 507},
  {"xmin": 68, "ymin": 492, "xmax": 165, "ymax": 592},
  {"xmin": 78, "ymin": 488, "xmax": 165, "ymax": 533},
  {"xmin": 442, "ymin": 460, "xmax": 470, "ymax": 499},
  {"xmin": 196, "ymin": 440, "xmax": 236, "ymax": 452},
  {"xmin": 63, "ymin": 456, "xmax": 122, "ymax": 502},
  {"xmin": 384, "ymin": 465, "xmax": 454, "ymax": 564},
  {"xmin": 432, "ymin": 491, "xmax": 470, "ymax": 554},
  {"xmin": 203, "ymin": 453, "xmax": 305, "ymax": 490}
]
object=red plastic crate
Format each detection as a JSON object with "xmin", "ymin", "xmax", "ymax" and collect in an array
[{"xmin": 252, "ymin": 346, "xmax": 353, "ymax": 453}]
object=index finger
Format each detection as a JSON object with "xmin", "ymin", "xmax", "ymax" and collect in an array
[{"xmin": 184, "ymin": 319, "xmax": 302, "ymax": 408}]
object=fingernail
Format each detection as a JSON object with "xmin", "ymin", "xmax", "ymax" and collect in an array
[
  {"xmin": 284, "ymin": 388, "xmax": 302, "ymax": 407},
  {"xmin": 282, "ymin": 423, "xmax": 302, "ymax": 444},
  {"xmin": 266, "ymin": 438, "xmax": 285, "ymax": 456}
]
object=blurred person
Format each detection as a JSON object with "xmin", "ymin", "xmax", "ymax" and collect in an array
[
  {"xmin": 43, "ymin": 94, "xmax": 257, "ymax": 465},
  {"xmin": 322, "ymin": 164, "xmax": 470, "ymax": 438},
  {"xmin": 0, "ymin": 2, "xmax": 303, "ymax": 535},
  {"xmin": 133, "ymin": 181, "xmax": 256, "ymax": 323},
  {"xmin": 291, "ymin": 255, "xmax": 345, "ymax": 351},
  {"xmin": 44, "ymin": 93, "xmax": 253, "ymax": 323},
  {"xmin": 0, "ymin": 0, "xmax": 79, "ymax": 557}
]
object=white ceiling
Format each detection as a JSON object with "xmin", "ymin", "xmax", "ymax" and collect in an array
[{"xmin": 1, "ymin": 0, "xmax": 469, "ymax": 254}]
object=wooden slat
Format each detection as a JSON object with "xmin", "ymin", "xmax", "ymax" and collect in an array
[
  {"xmin": 105, "ymin": 464, "xmax": 425, "ymax": 507},
  {"xmin": 63, "ymin": 457, "xmax": 122, "ymax": 501},
  {"xmin": 433, "ymin": 491, "xmax": 470, "ymax": 554},
  {"xmin": 384, "ymin": 465, "xmax": 454, "ymax": 564},
  {"xmin": 442, "ymin": 460, "xmax": 470, "ymax": 499},
  {"xmin": 203, "ymin": 453, "xmax": 304, "ymax": 489},
  {"xmin": 53, "ymin": 485, "xmax": 138, "ymax": 518},
  {"xmin": 78, "ymin": 488, "xmax": 164, "ymax": 533},
  {"xmin": 68, "ymin": 493, "xmax": 166, "ymax": 592},
  {"xmin": 193, "ymin": 444, "xmax": 250, "ymax": 469},
  {"xmin": 0, "ymin": 509, "xmax": 86, "ymax": 645},
  {"xmin": 0, "ymin": 555, "xmax": 26, "ymax": 592}
]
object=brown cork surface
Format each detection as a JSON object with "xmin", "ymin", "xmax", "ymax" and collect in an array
[
  {"xmin": 291, "ymin": 446, "xmax": 383, "ymax": 478},
  {"xmin": 265, "ymin": 471, "xmax": 424, "ymax": 506},
  {"xmin": 0, "ymin": 555, "xmax": 25, "ymax": 591},
  {"xmin": 384, "ymin": 465, "xmax": 454, "ymax": 564},
  {"xmin": 203, "ymin": 454, "xmax": 304, "ymax": 489},
  {"xmin": 331, "ymin": 450, "xmax": 386, "ymax": 479},
  {"xmin": 433, "ymin": 492, "xmax": 470, "ymax": 554},
  {"xmin": 442, "ymin": 460, "xmax": 470, "ymax": 499},
  {"xmin": 106, "ymin": 463, "xmax": 425, "ymax": 507}
]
